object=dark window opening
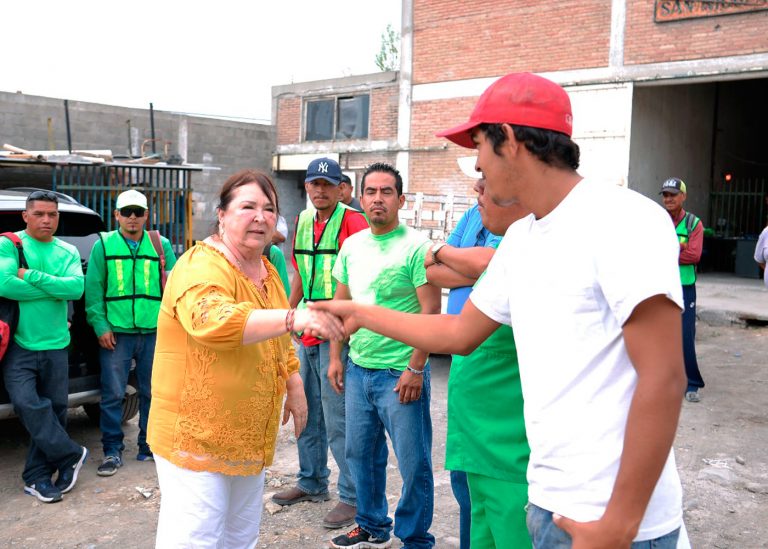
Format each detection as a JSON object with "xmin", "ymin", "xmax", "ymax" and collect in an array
[{"xmin": 304, "ymin": 95, "xmax": 370, "ymax": 142}]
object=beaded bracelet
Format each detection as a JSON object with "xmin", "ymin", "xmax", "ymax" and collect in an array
[
  {"xmin": 405, "ymin": 365, "xmax": 424, "ymax": 375},
  {"xmin": 285, "ymin": 308, "xmax": 296, "ymax": 334}
]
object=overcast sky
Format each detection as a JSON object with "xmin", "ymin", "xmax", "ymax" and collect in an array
[{"xmin": 0, "ymin": 0, "xmax": 402, "ymax": 123}]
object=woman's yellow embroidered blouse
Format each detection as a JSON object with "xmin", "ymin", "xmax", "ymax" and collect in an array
[{"xmin": 147, "ymin": 242, "xmax": 299, "ymax": 476}]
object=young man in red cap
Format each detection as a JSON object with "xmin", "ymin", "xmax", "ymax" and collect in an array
[{"xmin": 313, "ymin": 72, "xmax": 685, "ymax": 548}]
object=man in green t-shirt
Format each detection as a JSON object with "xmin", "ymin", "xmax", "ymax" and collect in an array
[
  {"xmin": 327, "ymin": 163, "xmax": 441, "ymax": 549},
  {"xmin": 0, "ymin": 191, "xmax": 87, "ymax": 504},
  {"xmin": 85, "ymin": 189, "xmax": 176, "ymax": 476}
]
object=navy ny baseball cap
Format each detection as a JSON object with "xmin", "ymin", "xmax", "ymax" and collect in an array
[{"xmin": 305, "ymin": 157, "xmax": 342, "ymax": 185}]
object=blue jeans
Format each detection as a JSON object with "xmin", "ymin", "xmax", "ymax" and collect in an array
[
  {"xmin": 296, "ymin": 341, "xmax": 355, "ymax": 505},
  {"xmin": 450, "ymin": 470, "xmax": 471, "ymax": 549},
  {"xmin": 345, "ymin": 360, "xmax": 435, "ymax": 549},
  {"xmin": 2, "ymin": 342, "xmax": 82, "ymax": 484},
  {"xmin": 682, "ymin": 284, "xmax": 704, "ymax": 391},
  {"xmin": 99, "ymin": 332, "xmax": 155, "ymax": 456},
  {"xmin": 526, "ymin": 502, "xmax": 680, "ymax": 548}
]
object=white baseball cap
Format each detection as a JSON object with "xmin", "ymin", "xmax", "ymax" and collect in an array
[{"xmin": 115, "ymin": 189, "xmax": 148, "ymax": 210}]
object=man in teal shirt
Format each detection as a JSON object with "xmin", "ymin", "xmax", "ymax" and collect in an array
[
  {"xmin": 85, "ymin": 189, "xmax": 176, "ymax": 476},
  {"xmin": 0, "ymin": 190, "xmax": 87, "ymax": 503},
  {"xmin": 328, "ymin": 163, "xmax": 441, "ymax": 549}
]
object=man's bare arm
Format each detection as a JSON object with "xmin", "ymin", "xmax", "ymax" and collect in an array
[
  {"xmin": 426, "ymin": 264, "xmax": 476, "ymax": 289},
  {"xmin": 311, "ymin": 297, "xmax": 499, "ymax": 356},
  {"xmin": 395, "ymin": 282, "xmax": 442, "ymax": 403},
  {"xmin": 426, "ymin": 244, "xmax": 495, "ymax": 279},
  {"xmin": 288, "ymin": 270, "xmax": 304, "ymax": 309},
  {"xmin": 328, "ymin": 282, "xmax": 352, "ymax": 393},
  {"xmin": 554, "ymin": 294, "xmax": 686, "ymax": 547}
]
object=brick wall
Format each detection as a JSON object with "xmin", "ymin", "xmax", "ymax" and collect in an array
[
  {"xmin": 413, "ymin": 0, "xmax": 611, "ymax": 85},
  {"xmin": 370, "ymin": 87, "xmax": 399, "ymax": 141},
  {"xmin": 409, "ymin": 96, "xmax": 479, "ymax": 195},
  {"xmin": 624, "ymin": 1, "xmax": 768, "ymax": 65},
  {"xmin": 276, "ymin": 97, "xmax": 301, "ymax": 145}
]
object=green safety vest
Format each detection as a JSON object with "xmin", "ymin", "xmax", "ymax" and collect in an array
[
  {"xmin": 676, "ymin": 212, "xmax": 701, "ymax": 286},
  {"xmin": 294, "ymin": 203, "xmax": 351, "ymax": 306},
  {"xmin": 100, "ymin": 231, "xmax": 163, "ymax": 330}
]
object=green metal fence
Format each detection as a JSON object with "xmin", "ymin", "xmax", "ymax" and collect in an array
[{"xmin": 52, "ymin": 163, "xmax": 199, "ymax": 253}]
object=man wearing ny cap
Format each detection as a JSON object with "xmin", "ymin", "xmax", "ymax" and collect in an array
[
  {"xmin": 85, "ymin": 189, "xmax": 176, "ymax": 476},
  {"xmin": 272, "ymin": 157, "xmax": 368, "ymax": 529},
  {"xmin": 660, "ymin": 178, "xmax": 705, "ymax": 403},
  {"xmin": 310, "ymin": 73, "xmax": 686, "ymax": 548}
]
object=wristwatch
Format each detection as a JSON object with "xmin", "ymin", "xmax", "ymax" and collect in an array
[{"xmin": 431, "ymin": 242, "xmax": 447, "ymax": 264}]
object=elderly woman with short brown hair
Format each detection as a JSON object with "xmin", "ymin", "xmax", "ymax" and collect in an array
[{"xmin": 147, "ymin": 169, "xmax": 344, "ymax": 547}]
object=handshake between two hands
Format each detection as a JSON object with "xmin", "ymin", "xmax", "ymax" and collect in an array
[{"xmin": 297, "ymin": 301, "xmax": 358, "ymax": 342}]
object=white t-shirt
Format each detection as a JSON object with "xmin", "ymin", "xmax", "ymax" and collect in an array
[
  {"xmin": 755, "ymin": 226, "xmax": 768, "ymax": 288},
  {"xmin": 471, "ymin": 179, "xmax": 684, "ymax": 541}
]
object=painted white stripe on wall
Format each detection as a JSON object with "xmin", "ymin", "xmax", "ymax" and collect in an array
[
  {"xmin": 609, "ymin": 0, "xmax": 627, "ymax": 68},
  {"xmin": 411, "ymin": 53, "xmax": 768, "ymax": 102},
  {"xmin": 397, "ymin": 0, "xmax": 414, "ymax": 192}
]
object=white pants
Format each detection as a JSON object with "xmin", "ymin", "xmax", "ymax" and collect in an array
[{"xmin": 154, "ymin": 455, "xmax": 265, "ymax": 549}]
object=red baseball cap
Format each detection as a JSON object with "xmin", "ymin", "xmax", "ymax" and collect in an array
[{"xmin": 436, "ymin": 72, "xmax": 573, "ymax": 149}]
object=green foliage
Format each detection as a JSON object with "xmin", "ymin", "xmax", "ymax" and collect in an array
[{"xmin": 375, "ymin": 23, "xmax": 400, "ymax": 72}]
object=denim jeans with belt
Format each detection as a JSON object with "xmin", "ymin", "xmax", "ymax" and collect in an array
[
  {"xmin": 296, "ymin": 341, "xmax": 355, "ymax": 505},
  {"xmin": 345, "ymin": 360, "xmax": 435, "ymax": 549},
  {"xmin": 526, "ymin": 502, "xmax": 680, "ymax": 548},
  {"xmin": 99, "ymin": 332, "xmax": 155, "ymax": 456},
  {"xmin": 3, "ymin": 342, "xmax": 82, "ymax": 484}
]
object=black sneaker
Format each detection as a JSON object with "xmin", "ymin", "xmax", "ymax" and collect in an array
[
  {"xmin": 24, "ymin": 479, "xmax": 63, "ymax": 503},
  {"xmin": 136, "ymin": 447, "xmax": 154, "ymax": 462},
  {"xmin": 97, "ymin": 455, "xmax": 123, "ymax": 477},
  {"xmin": 329, "ymin": 526, "xmax": 391, "ymax": 548},
  {"xmin": 55, "ymin": 446, "xmax": 88, "ymax": 494}
]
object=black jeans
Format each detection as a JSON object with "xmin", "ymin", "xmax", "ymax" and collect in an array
[
  {"xmin": 682, "ymin": 284, "xmax": 705, "ymax": 391},
  {"xmin": 3, "ymin": 342, "xmax": 82, "ymax": 484}
]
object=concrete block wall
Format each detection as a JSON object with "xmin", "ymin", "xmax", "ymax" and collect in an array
[
  {"xmin": 624, "ymin": 1, "xmax": 768, "ymax": 65},
  {"xmin": 412, "ymin": 0, "xmax": 612, "ymax": 85},
  {"xmin": 0, "ymin": 90, "xmax": 282, "ymax": 243}
]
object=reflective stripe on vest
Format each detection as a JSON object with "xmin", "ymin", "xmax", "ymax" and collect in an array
[
  {"xmin": 676, "ymin": 212, "xmax": 700, "ymax": 286},
  {"xmin": 293, "ymin": 203, "xmax": 350, "ymax": 306},
  {"xmin": 100, "ymin": 231, "xmax": 163, "ymax": 330}
]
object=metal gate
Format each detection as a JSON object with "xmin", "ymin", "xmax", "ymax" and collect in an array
[
  {"xmin": 52, "ymin": 163, "xmax": 199, "ymax": 252},
  {"xmin": 708, "ymin": 177, "xmax": 767, "ymax": 238}
]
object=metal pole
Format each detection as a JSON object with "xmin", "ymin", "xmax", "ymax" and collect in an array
[
  {"xmin": 127, "ymin": 119, "xmax": 132, "ymax": 157},
  {"xmin": 150, "ymin": 103, "xmax": 156, "ymax": 155},
  {"xmin": 64, "ymin": 99, "xmax": 73, "ymax": 154}
]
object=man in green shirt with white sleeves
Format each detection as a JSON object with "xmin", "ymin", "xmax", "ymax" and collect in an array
[
  {"xmin": 0, "ymin": 190, "xmax": 87, "ymax": 504},
  {"xmin": 85, "ymin": 189, "xmax": 176, "ymax": 476}
]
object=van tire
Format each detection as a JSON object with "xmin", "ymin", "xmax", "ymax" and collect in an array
[{"xmin": 83, "ymin": 383, "xmax": 141, "ymax": 425}]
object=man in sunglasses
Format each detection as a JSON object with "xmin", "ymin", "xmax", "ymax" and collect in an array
[
  {"xmin": 0, "ymin": 190, "xmax": 87, "ymax": 503},
  {"xmin": 84, "ymin": 189, "xmax": 176, "ymax": 477}
]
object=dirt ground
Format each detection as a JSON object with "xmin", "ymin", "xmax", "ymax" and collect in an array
[{"xmin": 0, "ymin": 323, "xmax": 766, "ymax": 548}]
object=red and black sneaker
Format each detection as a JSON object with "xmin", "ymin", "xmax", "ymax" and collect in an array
[{"xmin": 329, "ymin": 526, "xmax": 392, "ymax": 548}]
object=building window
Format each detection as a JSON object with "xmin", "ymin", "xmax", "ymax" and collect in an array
[{"xmin": 304, "ymin": 95, "xmax": 370, "ymax": 141}]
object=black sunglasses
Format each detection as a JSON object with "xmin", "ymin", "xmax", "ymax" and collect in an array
[
  {"xmin": 119, "ymin": 206, "xmax": 147, "ymax": 217},
  {"xmin": 27, "ymin": 190, "xmax": 58, "ymax": 203}
]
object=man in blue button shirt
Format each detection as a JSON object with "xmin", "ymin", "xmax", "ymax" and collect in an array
[{"xmin": 423, "ymin": 158, "xmax": 501, "ymax": 549}]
